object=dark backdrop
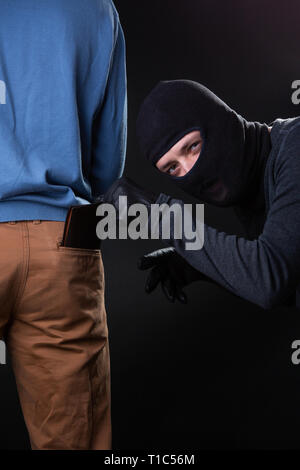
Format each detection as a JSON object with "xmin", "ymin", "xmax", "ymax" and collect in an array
[{"xmin": 1, "ymin": 0, "xmax": 300, "ymax": 450}]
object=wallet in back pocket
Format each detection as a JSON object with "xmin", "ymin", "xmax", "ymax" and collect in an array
[{"xmin": 61, "ymin": 202, "xmax": 104, "ymax": 250}]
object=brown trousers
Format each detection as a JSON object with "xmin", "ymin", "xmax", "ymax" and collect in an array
[{"xmin": 0, "ymin": 220, "xmax": 111, "ymax": 450}]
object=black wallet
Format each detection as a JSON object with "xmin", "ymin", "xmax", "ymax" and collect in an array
[{"xmin": 61, "ymin": 201, "xmax": 104, "ymax": 250}]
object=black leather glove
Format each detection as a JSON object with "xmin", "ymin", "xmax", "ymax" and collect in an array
[
  {"xmin": 103, "ymin": 176, "xmax": 157, "ymax": 211},
  {"xmin": 138, "ymin": 247, "xmax": 204, "ymax": 303}
]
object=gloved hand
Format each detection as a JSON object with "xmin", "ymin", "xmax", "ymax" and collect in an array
[
  {"xmin": 103, "ymin": 175, "xmax": 158, "ymax": 212},
  {"xmin": 138, "ymin": 247, "xmax": 204, "ymax": 303}
]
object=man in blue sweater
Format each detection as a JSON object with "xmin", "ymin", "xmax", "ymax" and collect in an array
[{"xmin": 0, "ymin": 0, "xmax": 127, "ymax": 450}]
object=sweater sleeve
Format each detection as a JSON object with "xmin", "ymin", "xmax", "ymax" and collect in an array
[
  {"xmin": 155, "ymin": 126, "xmax": 300, "ymax": 309},
  {"xmin": 90, "ymin": 5, "xmax": 127, "ymax": 199}
]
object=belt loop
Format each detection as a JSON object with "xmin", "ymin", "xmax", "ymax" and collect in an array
[
  {"xmin": 32, "ymin": 220, "xmax": 41, "ymax": 225},
  {"xmin": 56, "ymin": 237, "xmax": 63, "ymax": 248}
]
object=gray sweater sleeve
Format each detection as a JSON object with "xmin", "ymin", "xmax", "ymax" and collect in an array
[{"xmin": 155, "ymin": 126, "xmax": 300, "ymax": 309}]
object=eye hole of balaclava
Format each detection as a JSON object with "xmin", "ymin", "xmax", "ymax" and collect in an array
[{"xmin": 154, "ymin": 128, "xmax": 204, "ymax": 177}]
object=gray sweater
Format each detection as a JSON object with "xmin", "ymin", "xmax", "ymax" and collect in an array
[{"xmin": 156, "ymin": 117, "xmax": 300, "ymax": 310}]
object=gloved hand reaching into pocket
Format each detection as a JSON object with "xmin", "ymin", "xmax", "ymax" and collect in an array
[
  {"xmin": 138, "ymin": 247, "xmax": 205, "ymax": 304},
  {"xmin": 103, "ymin": 176, "xmax": 208, "ymax": 303},
  {"xmin": 103, "ymin": 175, "xmax": 157, "ymax": 211}
]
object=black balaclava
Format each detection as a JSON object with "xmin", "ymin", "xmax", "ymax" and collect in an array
[{"xmin": 136, "ymin": 80, "xmax": 272, "ymax": 207}]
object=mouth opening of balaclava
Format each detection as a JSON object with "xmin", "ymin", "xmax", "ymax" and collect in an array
[{"xmin": 136, "ymin": 80, "xmax": 272, "ymax": 207}]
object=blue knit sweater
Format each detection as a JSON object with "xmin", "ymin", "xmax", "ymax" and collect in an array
[{"xmin": 0, "ymin": 0, "xmax": 127, "ymax": 222}]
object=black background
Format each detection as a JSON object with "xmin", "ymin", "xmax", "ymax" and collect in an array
[{"xmin": 1, "ymin": 0, "xmax": 300, "ymax": 450}]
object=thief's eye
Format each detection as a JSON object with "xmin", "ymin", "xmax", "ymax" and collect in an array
[
  {"xmin": 166, "ymin": 163, "xmax": 178, "ymax": 175},
  {"xmin": 190, "ymin": 141, "xmax": 201, "ymax": 151}
]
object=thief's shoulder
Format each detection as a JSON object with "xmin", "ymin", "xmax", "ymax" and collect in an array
[{"xmin": 270, "ymin": 116, "xmax": 300, "ymax": 139}]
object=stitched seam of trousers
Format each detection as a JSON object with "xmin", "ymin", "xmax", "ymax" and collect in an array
[
  {"xmin": 88, "ymin": 365, "xmax": 95, "ymax": 448},
  {"xmin": 11, "ymin": 222, "xmax": 30, "ymax": 315}
]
